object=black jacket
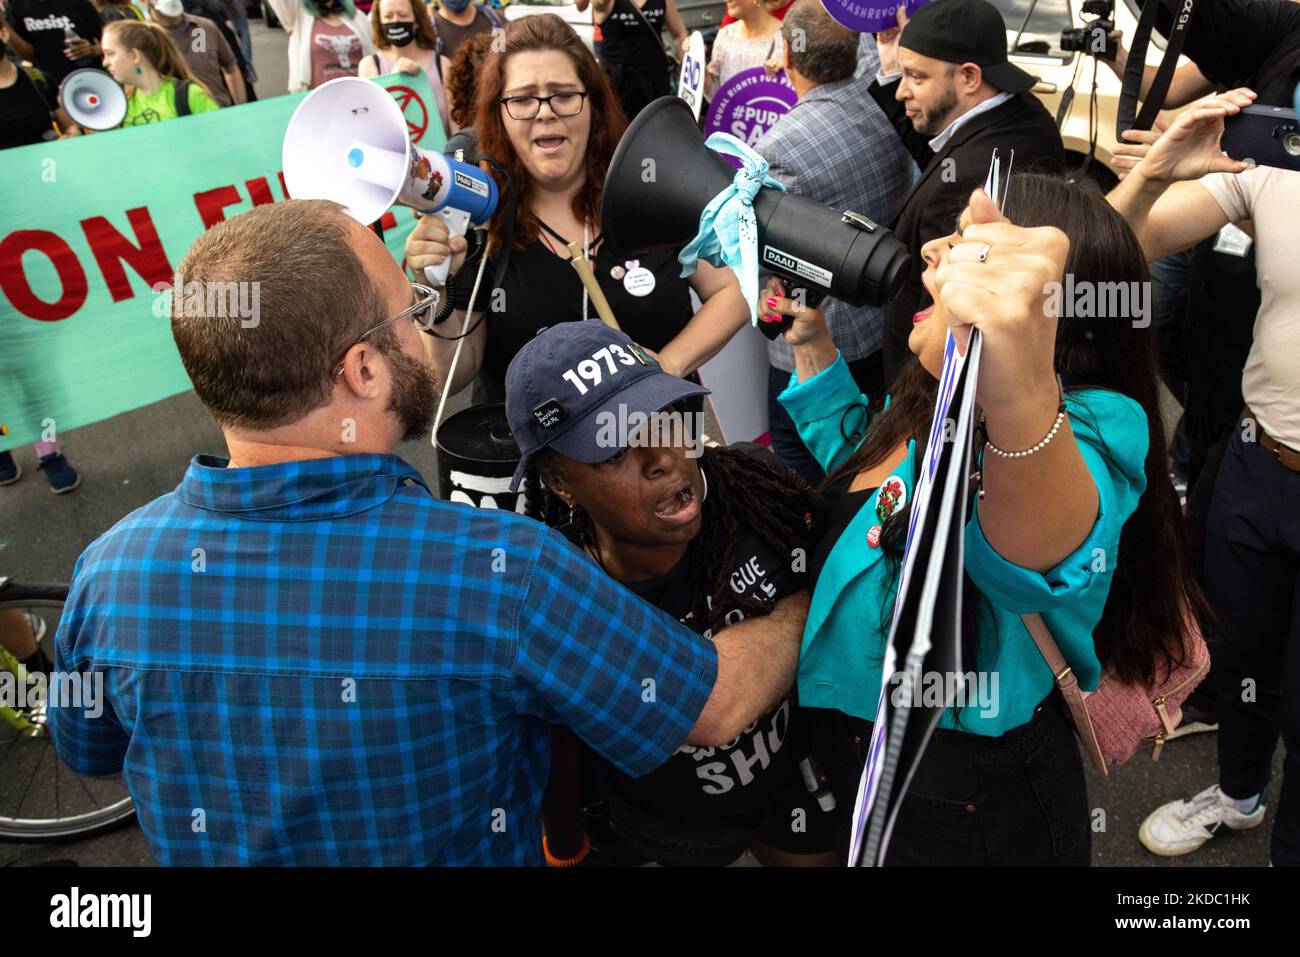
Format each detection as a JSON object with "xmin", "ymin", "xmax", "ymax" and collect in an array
[{"xmin": 869, "ymin": 83, "xmax": 1065, "ymax": 382}]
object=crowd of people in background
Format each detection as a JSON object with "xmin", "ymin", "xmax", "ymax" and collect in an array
[{"xmin": 3, "ymin": 0, "xmax": 1300, "ymax": 870}]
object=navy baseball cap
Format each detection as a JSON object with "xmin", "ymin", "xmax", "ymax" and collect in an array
[{"xmin": 504, "ymin": 323, "xmax": 711, "ymax": 492}]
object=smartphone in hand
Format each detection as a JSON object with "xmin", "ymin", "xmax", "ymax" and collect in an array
[{"xmin": 1221, "ymin": 105, "xmax": 1300, "ymax": 173}]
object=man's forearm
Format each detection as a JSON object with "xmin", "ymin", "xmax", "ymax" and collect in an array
[
  {"xmin": 690, "ymin": 591, "xmax": 807, "ymax": 745},
  {"xmin": 225, "ymin": 68, "xmax": 246, "ymax": 105}
]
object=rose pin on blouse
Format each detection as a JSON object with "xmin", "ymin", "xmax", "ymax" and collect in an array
[{"xmin": 867, "ymin": 475, "xmax": 908, "ymax": 548}]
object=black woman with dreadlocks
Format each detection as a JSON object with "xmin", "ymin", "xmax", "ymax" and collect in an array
[{"xmin": 504, "ymin": 322, "xmax": 836, "ymax": 867}]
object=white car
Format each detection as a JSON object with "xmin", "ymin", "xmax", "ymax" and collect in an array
[{"xmin": 990, "ymin": 0, "xmax": 1192, "ymax": 188}]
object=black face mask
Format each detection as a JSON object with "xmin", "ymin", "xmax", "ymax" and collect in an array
[{"xmin": 381, "ymin": 21, "xmax": 415, "ymax": 46}]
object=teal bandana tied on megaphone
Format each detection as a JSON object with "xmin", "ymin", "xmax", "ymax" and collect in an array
[{"xmin": 676, "ymin": 132, "xmax": 787, "ymax": 326}]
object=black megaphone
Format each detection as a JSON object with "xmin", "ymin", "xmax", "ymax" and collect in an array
[{"xmin": 602, "ymin": 96, "xmax": 910, "ymax": 339}]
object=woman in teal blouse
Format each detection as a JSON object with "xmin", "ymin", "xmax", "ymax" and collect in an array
[{"xmin": 762, "ymin": 174, "xmax": 1210, "ymax": 865}]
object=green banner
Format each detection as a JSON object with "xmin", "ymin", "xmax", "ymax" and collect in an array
[{"xmin": 0, "ymin": 73, "xmax": 444, "ymax": 452}]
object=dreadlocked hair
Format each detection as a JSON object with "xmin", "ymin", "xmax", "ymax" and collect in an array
[{"xmin": 523, "ymin": 445, "xmax": 819, "ymax": 635}]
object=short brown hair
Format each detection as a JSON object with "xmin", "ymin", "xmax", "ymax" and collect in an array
[{"xmin": 171, "ymin": 200, "xmax": 389, "ymax": 430}]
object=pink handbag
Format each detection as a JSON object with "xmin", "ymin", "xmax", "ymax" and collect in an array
[{"xmin": 1021, "ymin": 611, "xmax": 1209, "ymax": 776}]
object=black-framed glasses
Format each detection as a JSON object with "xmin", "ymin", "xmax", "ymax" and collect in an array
[
  {"xmin": 498, "ymin": 90, "xmax": 588, "ymax": 120},
  {"xmin": 333, "ymin": 281, "xmax": 440, "ymax": 377}
]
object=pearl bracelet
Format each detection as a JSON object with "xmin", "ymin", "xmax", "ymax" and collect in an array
[{"xmin": 981, "ymin": 375, "xmax": 1067, "ymax": 459}]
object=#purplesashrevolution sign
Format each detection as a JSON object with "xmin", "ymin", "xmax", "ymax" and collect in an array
[
  {"xmin": 703, "ymin": 67, "xmax": 797, "ymax": 167},
  {"xmin": 821, "ymin": 0, "xmax": 928, "ymax": 33}
]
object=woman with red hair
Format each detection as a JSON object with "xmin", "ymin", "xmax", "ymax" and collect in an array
[{"xmin": 404, "ymin": 13, "xmax": 749, "ymax": 403}]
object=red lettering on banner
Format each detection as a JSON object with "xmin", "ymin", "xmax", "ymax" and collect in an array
[
  {"xmin": 81, "ymin": 207, "xmax": 173, "ymax": 303},
  {"xmin": 0, "ymin": 230, "xmax": 89, "ymax": 321},
  {"xmin": 380, "ymin": 211, "xmax": 397, "ymax": 230},
  {"xmin": 245, "ymin": 177, "xmax": 277, "ymax": 207},
  {"xmin": 278, "ymin": 170, "xmax": 289, "ymax": 198},
  {"xmin": 194, "ymin": 185, "xmax": 243, "ymax": 228}
]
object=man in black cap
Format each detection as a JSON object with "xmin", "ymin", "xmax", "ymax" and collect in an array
[{"xmin": 868, "ymin": 0, "xmax": 1064, "ymax": 382}]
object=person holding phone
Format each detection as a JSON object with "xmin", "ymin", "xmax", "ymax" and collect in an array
[
  {"xmin": 1108, "ymin": 88, "xmax": 1300, "ymax": 867},
  {"xmin": 3, "ymin": 0, "xmax": 103, "ymax": 85}
]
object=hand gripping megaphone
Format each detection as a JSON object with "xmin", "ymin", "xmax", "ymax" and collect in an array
[
  {"xmin": 603, "ymin": 97, "xmax": 909, "ymax": 338},
  {"xmin": 59, "ymin": 68, "xmax": 127, "ymax": 131},
  {"xmin": 282, "ymin": 76, "xmax": 497, "ymax": 286}
]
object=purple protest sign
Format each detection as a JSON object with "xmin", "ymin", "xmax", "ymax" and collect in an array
[
  {"xmin": 821, "ymin": 0, "xmax": 927, "ymax": 34},
  {"xmin": 702, "ymin": 67, "xmax": 797, "ymax": 168}
]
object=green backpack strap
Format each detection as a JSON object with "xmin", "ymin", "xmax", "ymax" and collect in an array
[
  {"xmin": 174, "ymin": 79, "xmax": 192, "ymax": 117},
  {"xmin": 22, "ymin": 66, "xmax": 52, "ymax": 103}
]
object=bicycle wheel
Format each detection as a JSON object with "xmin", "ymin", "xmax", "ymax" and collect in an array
[{"xmin": 0, "ymin": 582, "xmax": 136, "ymax": 843}]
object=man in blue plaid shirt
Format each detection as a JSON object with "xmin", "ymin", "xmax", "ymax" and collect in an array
[
  {"xmin": 48, "ymin": 199, "xmax": 805, "ymax": 866},
  {"xmin": 756, "ymin": 0, "xmax": 914, "ymax": 484}
]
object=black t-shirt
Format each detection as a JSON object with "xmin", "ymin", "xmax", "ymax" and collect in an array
[
  {"xmin": 808, "ymin": 473, "xmax": 874, "ymax": 596},
  {"xmin": 0, "ymin": 66, "xmax": 57, "ymax": 150},
  {"xmin": 599, "ymin": 0, "xmax": 667, "ymax": 71},
  {"xmin": 478, "ymin": 234, "xmax": 693, "ymax": 396},
  {"xmin": 567, "ymin": 512, "xmax": 805, "ymax": 849},
  {"xmin": 1165, "ymin": 0, "xmax": 1300, "ymax": 106},
  {"xmin": 436, "ymin": 7, "xmax": 493, "ymax": 63},
  {"xmin": 8, "ymin": 0, "xmax": 103, "ymax": 86}
]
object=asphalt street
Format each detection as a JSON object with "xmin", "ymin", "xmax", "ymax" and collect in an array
[{"xmin": 0, "ymin": 17, "xmax": 1284, "ymax": 870}]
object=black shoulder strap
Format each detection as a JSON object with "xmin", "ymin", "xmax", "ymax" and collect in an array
[
  {"xmin": 1117, "ymin": 0, "xmax": 1198, "ymax": 138},
  {"xmin": 175, "ymin": 79, "xmax": 192, "ymax": 117}
]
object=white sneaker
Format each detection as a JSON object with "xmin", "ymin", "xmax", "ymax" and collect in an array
[{"xmin": 1139, "ymin": 784, "xmax": 1266, "ymax": 857}]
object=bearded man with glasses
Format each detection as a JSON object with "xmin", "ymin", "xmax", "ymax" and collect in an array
[{"xmin": 46, "ymin": 197, "xmax": 806, "ymax": 866}]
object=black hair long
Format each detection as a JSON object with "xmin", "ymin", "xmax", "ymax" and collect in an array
[
  {"xmin": 827, "ymin": 172, "xmax": 1213, "ymax": 686},
  {"xmin": 524, "ymin": 445, "xmax": 819, "ymax": 634}
]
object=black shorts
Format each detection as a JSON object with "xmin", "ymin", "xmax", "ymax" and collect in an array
[{"xmin": 592, "ymin": 756, "xmax": 836, "ymax": 866}]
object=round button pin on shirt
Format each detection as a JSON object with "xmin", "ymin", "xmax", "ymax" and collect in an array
[{"xmin": 624, "ymin": 267, "xmax": 656, "ymax": 297}]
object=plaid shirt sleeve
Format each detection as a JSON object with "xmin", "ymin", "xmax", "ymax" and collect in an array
[
  {"xmin": 47, "ymin": 567, "xmax": 130, "ymax": 777},
  {"xmin": 513, "ymin": 529, "xmax": 718, "ymax": 778}
]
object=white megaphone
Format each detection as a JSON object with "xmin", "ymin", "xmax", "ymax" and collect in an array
[
  {"xmin": 282, "ymin": 76, "xmax": 498, "ymax": 286},
  {"xmin": 59, "ymin": 68, "xmax": 127, "ymax": 131}
]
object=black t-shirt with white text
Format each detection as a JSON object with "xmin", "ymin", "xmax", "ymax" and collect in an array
[
  {"xmin": 568, "ymin": 513, "xmax": 806, "ymax": 849},
  {"xmin": 8, "ymin": 0, "xmax": 104, "ymax": 85}
]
